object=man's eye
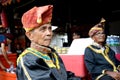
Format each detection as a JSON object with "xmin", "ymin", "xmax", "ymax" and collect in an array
[
  {"xmin": 49, "ymin": 27, "xmax": 52, "ymax": 30},
  {"xmin": 39, "ymin": 27, "xmax": 46, "ymax": 31}
]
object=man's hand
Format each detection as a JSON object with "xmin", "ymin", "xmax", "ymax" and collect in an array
[{"xmin": 106, "ymin": 71, "xmax": 120, "ymax": 80}]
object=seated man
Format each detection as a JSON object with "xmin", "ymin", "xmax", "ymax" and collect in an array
[
  {"xmin": 16, "ymin": 5, "xmax": 81, "ymax": 80},
  {"xmin": 84, "ymin": 19, "xmax": 120, "ymax": 80}
]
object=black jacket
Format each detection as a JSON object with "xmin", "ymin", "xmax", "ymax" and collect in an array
[{"xmin": 16, "ymin": 47, "xmax": 81, "ymax": 80}]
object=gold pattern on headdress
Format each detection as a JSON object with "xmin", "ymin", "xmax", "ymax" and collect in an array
[
  {"xmin": 100, "ymin": 18, "xmax": 106, "ymax": 23},
  {"xmin": 37, "ymin": 18, "xmax": 42, "ymax": 24}
]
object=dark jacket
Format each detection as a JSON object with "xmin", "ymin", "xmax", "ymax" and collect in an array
[
  {"xmin": 16, "ymin": 47, "xmax": 81, "ymax": 80},
  {"xmin": 84, "ymin": 45, "xmax": 120, "ymax": 80}
]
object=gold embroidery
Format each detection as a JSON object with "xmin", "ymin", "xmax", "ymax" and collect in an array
[{"xmin": 17, "ymin": 48, "xmax": 60, "ymax": 69}]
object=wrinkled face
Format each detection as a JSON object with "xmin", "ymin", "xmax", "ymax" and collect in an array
[
  {"xmin": 26, "ymin": 23, "xmax": 53, "ymax": 46},
  {"xmin": 92, "ymin": 30, "xmax": 106, "ymax": 43}
]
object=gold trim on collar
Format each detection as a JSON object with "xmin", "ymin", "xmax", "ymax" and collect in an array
[{"xmin": 88, "ymin": 45, "xmax": 109, "ymax": 54}]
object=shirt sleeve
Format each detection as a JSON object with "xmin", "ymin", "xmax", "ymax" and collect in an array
[{"xmin": 0, "ymin": 34, "xmax": 7, "ymax": 44}]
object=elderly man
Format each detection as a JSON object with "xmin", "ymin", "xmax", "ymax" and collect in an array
[
  {"xmin": 84, "ymin": 19, "xmax": 120, "ymax": 80},
  {"xmin": 16, "ymin": 5, "xmax": 81, "ymax": 80}
]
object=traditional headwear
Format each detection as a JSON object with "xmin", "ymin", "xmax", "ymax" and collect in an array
[
  {"xmin": 88, "ymin": 18, "xmax": 106, "ymax": 37},
  {"xmin": 21, "ymin": 5, "xmax": 53, "ymax": 32}
]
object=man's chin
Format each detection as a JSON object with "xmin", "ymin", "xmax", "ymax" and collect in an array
[{"xmin": 43, "ymin": 43, "xmax": 51, "ymax": 47}]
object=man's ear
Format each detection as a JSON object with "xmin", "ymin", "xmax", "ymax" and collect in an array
[
  {"xmin": 91, "ymin": 36, "xmax": 95, "ymax": 41},
  {"xmin": 25, "ymin": 32, "xmax": 33, "ymax": 41}
]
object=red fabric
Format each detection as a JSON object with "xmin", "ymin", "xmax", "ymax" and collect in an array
[
  {"xmin": 88, "ymin": 26, "xmax": 103, "ymax": 37},
  {"xmin": 60, "ymin": 55, "xmax": 88, "ymax": 77},
  {"xmin": 1, "ymin": 10, "xmax": 8, "ymax": 28},
  {"xmin": 115, "ymin": 53, "xmax": 120, "ymax": 61},
  {"xmin": 21, "ymin": 5, "xmax": 53, "ymax": 32}
]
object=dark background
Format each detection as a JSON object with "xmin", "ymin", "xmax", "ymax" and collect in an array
[
  {"xmin": 13, "ymin": 0, "xmax": 120, "ymax": 26},
  {"xmin": 1, "ymin": 0, "xmax": 120, "ymax": 50}
]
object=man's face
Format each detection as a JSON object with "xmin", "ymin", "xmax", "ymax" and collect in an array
[
  {"xmin": 27, "ymin": 23, "xmax": 53, "ymax": 46},
  {"xmin": 92, "ymin": 30, "xmax": 106, "ymax": 43},
  {"xmin": 72, "ymin": 33, "xmax": 80, "ymax": 40}
]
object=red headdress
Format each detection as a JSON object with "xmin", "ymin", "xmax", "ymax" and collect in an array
[
  {"xmin": 21, "ymin": 5, "xmax": 53, "ymax": 32},
  {"xmin": 88, "ymin": 18, "xmax": 106, "ymax": 37}
]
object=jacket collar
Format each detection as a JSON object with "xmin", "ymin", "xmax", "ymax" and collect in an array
[{"xmin": 30, "ymin": 42, "xmax": 51, "ymax": 54}]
